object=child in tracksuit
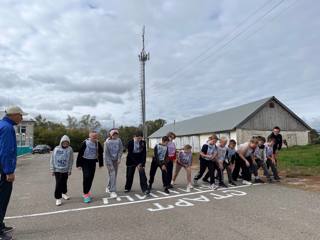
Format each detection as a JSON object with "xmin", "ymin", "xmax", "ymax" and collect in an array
[
  {"xmin": 193, "ymin": 135, "xmax": 218, "ymax": 190},
  {"xmin": 166, "ymin": 132, "xmax": 177, "ymax": 188},
  {"xmin": 149, "ymin": 136, "xmax": 170, "ymax": 194},
  {"xmin": 253, "ymin": 136, "xmax": 272, "ymax": 183},
  {"xmin": 76, "ymin": 131, "xmax": 104, "ymax": 203},
  {"xmin": 50, "ymin": 135, "xmax": 74, "ymax": 206},
  {"xmin": 265, "ymin": 136, "xmax": 281, "ymax": 181},
  {"xmin": 224, "ymin": 139, "xmax": 237, "ymax": 186},
  {"xmin": 215, "ymin": 137, "xmax": 229, "ymax": 188},
  {"xmin": 104, "ymin": 129, "xmax": 123, "ymax": 199},
  {"xmin": 172, "ymin": 144, "xmax": 193, "ymax": 192}
]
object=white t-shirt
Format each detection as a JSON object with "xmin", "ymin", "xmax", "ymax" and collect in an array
[
  {"xmin": 216, "ymin": 144, "xmax": 228, "ymax": 161},
  {"xmin": 237, "ymin": 142, "xmax": 255, "ymax": 158}
]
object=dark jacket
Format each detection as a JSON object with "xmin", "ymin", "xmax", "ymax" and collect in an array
[
  {"xmin": 76, "ymin": 140, "xmax": 103, "ymax": 168},
  {"xmin": 126, "ymin": 139, "xmax": 146, "ymax": 167},
  {"xmin": 0, "ymin": 117, "xmax": 17, "ymax": 174},
  {"xmin": 153, "ymin": 144, "xmax": 169, "ymax": 166},
  {"xmin": 268, "ymin": 132, "xmax": 283, "ymax": 153}
]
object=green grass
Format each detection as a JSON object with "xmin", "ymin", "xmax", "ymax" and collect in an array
[{"xmin": 278, "ymin": 144, "xmax": 320, "ymax": 177}]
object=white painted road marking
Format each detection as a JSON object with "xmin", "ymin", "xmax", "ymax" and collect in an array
[{"xmin": 5, "ymin": 184, "xmax": 258, "ymax": 220}]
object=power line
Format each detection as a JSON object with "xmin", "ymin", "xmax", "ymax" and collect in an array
[{"xmin": 157, "ymin": 0, "xmax": 286, "ymax": 89}]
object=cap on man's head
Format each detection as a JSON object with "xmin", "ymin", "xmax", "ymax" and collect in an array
[{"xmin": 5, "ymin": 106, "xmax": 27, "ymax": 115}]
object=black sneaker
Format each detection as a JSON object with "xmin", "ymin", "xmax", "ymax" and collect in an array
[
  {"xmin": 254, "ymin": 178, "xmax": 265, "ymax": 184},
  {"xmin": 164, "ymin": 188, "xmax": 170, "ymax": 194},
  {"xmin": 144, "ymin": 189, "xmax": 150, "ymax": 196},
  {"xmin": 124, "ymin": 189, "xmax": 131, "ymax": 193},
  {"xmin": 268, "ymin": 178, "xmax": 273, "ymax": 183},
  {"xmin": 168, "ymin": 184, "xmax": 174, "ymax": 189},
  {"xmin": 219, "ymin": 182, "xmax": 228, "ymax": 188},
  {"xmin": 0, "ymin": 233, "xmax": 13, "ymax": 240},
  {"xmin": 274, "ymin": 176, "xmax": 281, "ymax": 181},
  {"xmin": 229, "ymin": 181, "xmax": 237, "ymax": 186},
  {"xmin": 2, "ymin": 227, "xmax": 13, "ymax": 234}
]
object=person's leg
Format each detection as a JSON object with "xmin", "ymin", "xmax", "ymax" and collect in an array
[
  {"xmin": 62, "ymin": 173, "xmax": 69, "ymax": 195},
  {"xmin": 87, "ymin": 162, "xmax": 96, "ymax": 194},
  {"xmin": 194, "ymin": 159, "xmax": 207, "ymax": 181},
  {"xmin": 268, "ymin": 159, "xmax": 280, "ymax": 180},
  {"xmin": 216, "ymin": 161, "xmax": 224, "ymax": 185},
  {"xmin": 138, "ymin": 165, "xmax": 148, "ymax": 193},
  {"xmin": 207, "ymin": 161, "xmax": 215, "ymax": 185},
  {"xmin": 107, "ymin": 162, "xmax": 116, "ymax": 192},
  {"xmin": 232, "ymin": 154, "xmax": 241, "ymax": 181},
  {"xmin": 54, "ymin": 172, "xmax": 63, "ymax": 199},
  {"xmin": 125, "ymin": 165, "xmax": 135, "ymax": 191},
  {"xmin": 149, "ymin": 159, "xmax": 158, "ymax": 187},
  {"xmin": 82, "ymin": 162, "xmax": 96, "ymax": 194},
  {"xmin": 202, "ymin": 171, "xmax": 210, "ymax": 182},
  {"xmin": 241, "ymin": 157, "xmax": 252, "ymax": 182},
  {"xmin": 173, "ymin": 164, "xmax": 182, "ymax": 182},
  {"xmin": 0, "ymin": 174, "xmax": 13, "ymax": 232},
  {"xmin": 166, "ymin": 161, "xmax": 174, "ymax": 185},
  {"xmin": 186, "ymin": 166, "xmax": 192, "ymax": 185},
  {"xmin": 161, "ymin": 164, "xmax": 169, "ymax": 188}
]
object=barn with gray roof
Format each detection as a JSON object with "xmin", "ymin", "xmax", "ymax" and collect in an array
[{"xmin": 149, "ymin": 96, "xmax": 311, "ymax": 152}]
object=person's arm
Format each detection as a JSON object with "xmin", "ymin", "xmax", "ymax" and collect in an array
[
  {"xmin": 104, "ymin": 141, "xmax": 112, "ymax": 166},
  {"xmin": 50, "ymin": 148, "xmax": 56, "ymax": 173},
  {"xmin": 68, "ymin": 148, "xmax": 74, "ymax": 174},
  {"xmin": 141, "ymin": 141, "xmax": 147, "ymax": 167},
  {"xmin": 199, "ymin": 145, "xmax": 209, "ymax": 158},
  {"xmin": 118, "ymin": 139, "xmax": 123, "ymax": 163},
  {"xmin": 126, "ymin": 141, "xmax": 133, "ymax": 163},
  {"xmin": 278, "ymin": 135, "xmax": 283, "ymax": 151},
  {"xmin": 0, "ymin": 127, "xmax": 16, "ymax": 175},
  {"xmin": 98, "ymin": 142, "xmax": 104, "ymax": 167},
  {"xmin": 153, "ymin": 145, "xmax": 158, "ymax": 162},
  {"xmin": 76, "ymin": 142, "xmax": 86, "ymax": 168}
]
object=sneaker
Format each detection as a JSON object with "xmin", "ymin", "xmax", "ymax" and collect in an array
[
  {"xmin": 144, "ymin": 189, "xmax": 150, "ymax": 195},
  {"xmin": 2, "ymin": 226, "xmax": 14, "ymax": 234},
  {"xmin": 83, "ymin": 197, "xmax": 91, "ymax": 203},
  {"xmin": 105, "ymin": 187, "xmax": 110, "ymax": 193},
  {"xmin": 56, "ymin": 199, "xmax": 62, "ymax": 206},
  {"xmin": 164, "ymin": 188, "xmax": 170, "ymax": 194},
  {"xmin": 242, "ymin": 180, "xmax": 253, "ymax": 185},
  {"xmin": 0, "ymin": 233, "xmax": 13, "ymax": 240},
  {"xmin": 171, "ymin": 180, "xmax": 175, "ymax": 186},
  {"xmin": 168, "ymin": 184, "xmax": 174, "ymax": 189},
  {"xmin": 274, "ymin": 176, "xmax": 281, "ymax": 181},
  {"xmin": 219, "ymin": 182, "xmax": 228, "ymax": 188},
  {"xmin": 186, "ymin": 184, "xmax": 193, "ymax": 193},
  {"xmin": 268, "ymin": 178, "xmax": 273, "ymax": 183},
  {"xmin": 193, "ymin": 179, "xmax": 198, "ymax": 185},
  {"xmin": 229, "ymin": 181, "xmax": 237, "ymax": 186},
  {"xmin": 210, "ymin": 184, "xmax": 218, "ymax": 190},
  {"xmin": 124, "ymin": 189, "xmax": 131, "ymax": 193},
  {"xmin": 254, "ymin": 178, "xmax": 265, "ymax": 184},
  {"xmin": 62, "ymin": 194, "xmax": 70, "ymax": 200},
  {"xmin": 110, "ymin": 192, "xmax": 117, "ymax": 199}
]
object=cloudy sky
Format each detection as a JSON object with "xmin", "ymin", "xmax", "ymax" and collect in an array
[{"xmin": 0, "ymin": 0, "xmax": 319, "ymax": 129}]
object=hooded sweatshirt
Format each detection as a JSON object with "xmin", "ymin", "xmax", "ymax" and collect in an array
[
  {"xmin": 104, "ymin": 138, "xmax": 123, "ymax": 164},
  {"xmin": 50, "ymin": 135, "xmax": 74, "ymax": 173}
]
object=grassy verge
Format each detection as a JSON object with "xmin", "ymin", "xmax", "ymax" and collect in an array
[{"xmin": 278, "ymin": 144, "xmax": 320, "ymax": 177}]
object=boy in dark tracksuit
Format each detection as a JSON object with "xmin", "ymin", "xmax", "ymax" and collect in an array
[
  {"xmin": 76, "ymin": 131, "xmax": 103, "ymax": 203},
  {"xmin": 223, "ymin": 139, "xmax": 237, "ymax": 186},
  {"xmin": 149, "ymin": 136, "xmax": 170, "ymax": 194},
  {"xmin": 193, "ymin": 135, "xmax": 218, "ymax": 190},
  {"xmin": 125, "ymin": 131, "xmax": 149, "ymax": 195}
]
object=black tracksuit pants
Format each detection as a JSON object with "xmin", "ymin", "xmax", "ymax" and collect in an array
[
  {"xmin": 149, "ymin": 159, "xmax": 169, "ymax": 188},
  {"xmin": 54, "ymin": 172, "xmax": 69, "ymax": 199},
  {"xmin": 125, "ymin": 165, "xmax": 148, "ymax": 192},
  {"xmin": 166, "ymin": 160, "xmax": 174, "ymax": 186},
  {"xmin": 0, "ymin": 172, "xmax": 12, "ymax": 232},
  {"xmin": 232, "ymin": 154, "xmax": 252, "ymax": 182},
  {"xmin": 194, "ymin": 159, "xmax": 215, "ymax": 185},
  {"xmin": 82, "ymin": 160, "xmax": 96, "ymax": 194}
]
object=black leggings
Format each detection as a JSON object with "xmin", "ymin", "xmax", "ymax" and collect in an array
[
  {"xmin": 194, "ymin": 159, "xmax": 215, "ymax": 185},
  {"xmin": 82, "ymin": 161, "xmax": 96, "ymax": 194},
  {"xmin": 149, "ymin": 159, "xmax": 169, "ymax": 188},
  {"xmin": 125, "ymin": 165, "xmax": 148, "ymax": 192},
  {"xmin": 232, "ymin": 155, "xmax": 252, "ymax": 182},
  {"xmin": 54, "ymin": 172, "xmax": 69, "ymax": 199}
]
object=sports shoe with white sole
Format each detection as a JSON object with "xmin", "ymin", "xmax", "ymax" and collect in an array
[
  {"xmin": 242, "ymin": 180, "xmax": 253, "ymax": 185},
  {"xmin": 105, "ymin": 187, "xmax": 110, "ymax": 193},
  {"xmin": 110, "ymin": 192, "xmax": 118, "ymax": 199},
  {"xmin": 62, "ymin": 194, "xmax": 70, "ymax": 200},
  {"xmin": 210, "ymin": 184, "xmax": 218, "ymax": 190},
  {"xmin": 56, "ymin": 199, "xmax": 62, "ymax": 206}
]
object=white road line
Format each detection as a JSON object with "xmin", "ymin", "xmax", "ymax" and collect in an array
[{"xmin": 5, "ymin": 184, "xmax": 259, "ymax": 220}]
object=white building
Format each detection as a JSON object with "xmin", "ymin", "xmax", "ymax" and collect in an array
[{"xmin": 149, "ymin": 96, "xmax": 311, "ymax": 152}]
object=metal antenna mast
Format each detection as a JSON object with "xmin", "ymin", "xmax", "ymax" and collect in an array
[{"xmin": 138, "ymin": 26, "xmax": 150, "ymax": 140}]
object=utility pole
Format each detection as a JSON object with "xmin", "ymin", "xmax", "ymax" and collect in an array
[{"xmin": 138, "ymin": 26, "xmax": 150, "ymax": 141}]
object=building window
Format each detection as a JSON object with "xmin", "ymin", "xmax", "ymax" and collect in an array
[
  {"xmin": 17, "ymin": 126, "xmax": 27, "ymax": 134},
  {"xmin": 269, "ymin": 102, "xmax": 275, "ymax": 108}
]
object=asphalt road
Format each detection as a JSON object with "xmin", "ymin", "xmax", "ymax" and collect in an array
[{"xmin": 4, "ymin": 153, "xmax": 320, "ymax": 240}]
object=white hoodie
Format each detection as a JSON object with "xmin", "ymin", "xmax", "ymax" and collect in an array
[{"xmin": 50, "ymin": 135, "xmax": 74, "ymax": 173}]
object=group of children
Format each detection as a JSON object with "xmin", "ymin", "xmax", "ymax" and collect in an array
[{"xmin": 49, "ymin": 130, "xmax": 281, "ymax": 206}]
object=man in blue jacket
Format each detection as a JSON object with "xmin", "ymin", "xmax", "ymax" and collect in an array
[{"xmin": 0, "ymin": 106, "xmax": 26, "ymax": 240}]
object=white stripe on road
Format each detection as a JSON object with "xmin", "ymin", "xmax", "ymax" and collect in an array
[{"xmin": 5, "ymin": 184, "xmax": 259, "ymax": 220}]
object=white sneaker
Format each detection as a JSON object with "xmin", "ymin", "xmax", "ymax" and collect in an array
[
  {"xmin": 186, "ymin": 184, "xmax": 193, "ymax": 192},
  {"xmin": 242, "ymin": 180, "xmax": 253, "ymax": 185},
  {"xmin": 110, "ymin": 192, "xmax": 118, "ymax": 199},
  {"xmin": 62, "ymin": 194, "xmax": 70, "ymax": 200},
  {"xmin": 171, "ymin": 180, "xmax": 175, "ymax": 186},
  {"xmin": 105, "ymin": 187, "xmax": 110, "ymax": 193},
  {"xmin": 210, "ymin": 184, "xmax": 218, "ymax": 190},
  {"xmin": 56, "ymin": 199, "xmax": 62, "ymax": 206}
]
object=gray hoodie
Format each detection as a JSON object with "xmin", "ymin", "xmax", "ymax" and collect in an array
[
  {"xmin": 104, "ymin": 138, "xmax": 123, "ymax": 165},
  {"xmin": 50, "ymin": 135, "xmax": 74, "ymax": 173}
]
